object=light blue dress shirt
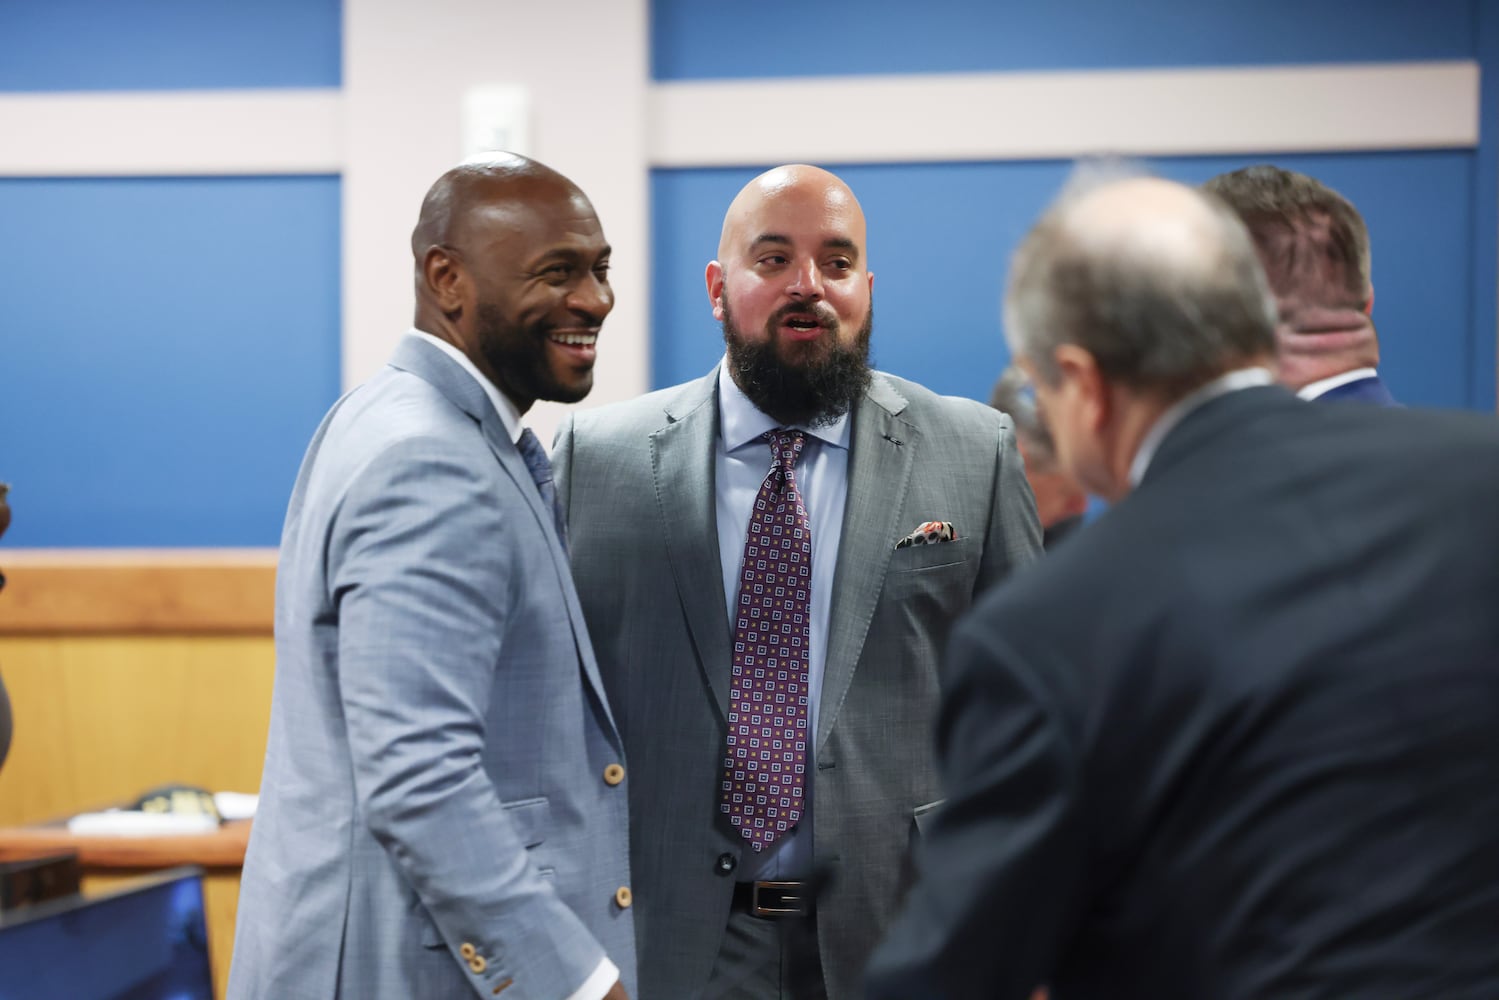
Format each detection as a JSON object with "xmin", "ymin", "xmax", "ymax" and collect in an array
[{"xmin": 714, "ymin": 360, "xmax": 850, "ymax": 881}]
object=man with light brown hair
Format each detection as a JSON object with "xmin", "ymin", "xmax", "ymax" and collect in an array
[{"xmin": 1203, "ymin": 164, "xmax": 1396, "ymax": 404}]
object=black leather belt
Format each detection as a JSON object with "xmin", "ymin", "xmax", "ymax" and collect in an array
[{"xmin": 732, "ymin": 880, "xmax": 812, "ymax": 918}]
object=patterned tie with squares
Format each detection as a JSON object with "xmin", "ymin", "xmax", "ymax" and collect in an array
[{"xmin": 721, "ymin": 428, "xmax": 812, "ymax": 853}]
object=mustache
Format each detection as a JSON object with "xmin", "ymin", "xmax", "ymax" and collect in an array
[{"xmin": 770, "ymin": 301, "xmax": 838, "ymax": 329}]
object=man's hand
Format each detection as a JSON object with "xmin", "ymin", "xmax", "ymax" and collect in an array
[{"xmin": 602, "ymin": 981, "xmax": 631, "ymax": 1000}]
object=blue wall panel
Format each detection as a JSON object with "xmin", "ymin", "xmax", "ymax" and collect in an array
[
  {"xmin": 0, "ymin": 176, "xmax": 341, "ymax": 547},
  {"xmin": 0, "ymin": 0, "xmax": 341, "ymax": 91},
  {"xmin": 652, "ymin": 151, "xmax": 1482, "ymax": 410},
  {"xmin": 653, "ymin": 0, "xmax": 1475, "ymax": 80}
]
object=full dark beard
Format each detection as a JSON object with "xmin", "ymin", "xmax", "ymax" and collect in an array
[
  {"xmin": 722, "ymin": 297, "xmax": 874, "ymax": 427},
  {"xmin": 475, "ymin": 302, "xmax": 591, "ymax": 406}
]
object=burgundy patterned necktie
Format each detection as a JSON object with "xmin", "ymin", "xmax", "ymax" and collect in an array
[{"xmin": 720, "ymin": 429, "xmax": 812, "ymax": 853}]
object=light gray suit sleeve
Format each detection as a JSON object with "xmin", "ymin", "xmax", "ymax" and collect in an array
[
  {"xmin": 553, "ymin": 414, "xmax": 577, "ymax": 514},
  {"xmin": 977, "ymin": 417, "xmax": 1043, "ymax": 593},
  {"xmin": 332, "ymin": 433, "xmax": 605, "ymax": 999}
]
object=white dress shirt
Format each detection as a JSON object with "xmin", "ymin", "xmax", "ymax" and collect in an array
[
  {"xmin": 1297, "ymin": 366, "xmax": 1379, "ymax": 401},
  {"xmin": 1129, "ymin": 367, "xmax": 1274, "ymax": 487},
  {"xmin": 715, "ymin": 360, "xmax": 850, "ymax": 881},
  {"xmin": 408, "ymin": 329, "xmax": 525, "ymax": 445},
  {"xmin": 407, "ymin": 328, "xmax": 619, "ymax": 1000}
]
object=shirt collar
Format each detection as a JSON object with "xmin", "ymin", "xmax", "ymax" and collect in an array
[
  {"xmin": 408, "ymin": 328, "xmax": 523, "ymax": 445},
  {"xmin": 1297, "ymin": 367, "xmax": 1379, "ymax": 401},
  {"xmin": 1128, "ymin": 366, "xmax": 1274, "ymax": 487},
  {"xmin": 716, "ymin": 358, "xmax": 852, "ymax": 453}
]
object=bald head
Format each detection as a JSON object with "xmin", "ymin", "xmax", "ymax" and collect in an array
[
  {"xmin": 718, "ymin": 164, "xmax": 867, "ymax": 261},
  {"xmin": 412, "ymin": 154, "xmax": 585, "ymax": 261},
  {"xmin": 1006, "ymin": 174, "xmax": 1276, "ymax": 395}
]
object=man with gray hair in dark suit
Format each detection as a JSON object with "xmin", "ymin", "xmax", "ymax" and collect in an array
[{"xmin": 868, "ymin": 172, "xmax": 1499, "ymax": 1000}]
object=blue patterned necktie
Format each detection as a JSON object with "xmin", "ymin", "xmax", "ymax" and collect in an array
[
  {"xmin": 516, "ymin": 428, "xmax": 568, "ymax": 550},
  {"xmin": 720, "ymin": 429, "xmax": 812, "ymax": 853}
]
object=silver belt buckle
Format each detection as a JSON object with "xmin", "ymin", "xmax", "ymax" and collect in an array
[{"xmin": 751, "ymin": 879, "xmax": 807, "ymax": 917}]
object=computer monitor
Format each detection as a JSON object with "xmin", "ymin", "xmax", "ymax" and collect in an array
[{"xmin": 0, "ymin": 865, "xmax": 214, "ymax": 1000}]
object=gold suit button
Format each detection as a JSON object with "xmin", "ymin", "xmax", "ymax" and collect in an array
[
  {"xmin": 460, "ymin": 942, "xmax": 477, "ymax": 960},
  {"xmin": 614, "ymin": 886, "xmax": 633, "ymax": 909},
  {"xmin": 603, "ymin": 763, "xmax": 625, "ymax": 786},
  {"xmin": 469, "ymin": 955, "xmax": 488, "ymax": 974}
]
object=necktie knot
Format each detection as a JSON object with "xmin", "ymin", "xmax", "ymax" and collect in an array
[{"xmin": 766, "ymin": 428, "xmax": 806, "ymax": 477}]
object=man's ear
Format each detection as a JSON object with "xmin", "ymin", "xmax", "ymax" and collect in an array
[
  {"xmin": 424, "ymin": 247, "xmax": 467, "ymax": 316},
  {"xmin": 1363, "ymin": 284, "xmax": 1374, "ymax": 315},
  {"xmin": 706, "ymin": 260, "xmax": 726, "ymax": 321},
  {"xmin": 1054, "ymin": 343, "xmax": 1108, "ymax": 432}
]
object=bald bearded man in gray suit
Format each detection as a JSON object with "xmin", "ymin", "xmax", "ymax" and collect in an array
[{"xmin": 555, "ymin": 165, "xmax": 1041, "ymax": 1000}]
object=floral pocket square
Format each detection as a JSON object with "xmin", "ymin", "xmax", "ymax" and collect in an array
[{"xmin": 895, "ymin": 521, "xmax": 957, "ymax": 549}]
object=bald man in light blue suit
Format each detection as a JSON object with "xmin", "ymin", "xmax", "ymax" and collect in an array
[{"xmin": 231, "ymin": 158, "xmax": 635, "ymax": 1000}]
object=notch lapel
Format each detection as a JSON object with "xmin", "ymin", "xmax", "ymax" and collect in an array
[
  {"xmin": 818, "ymin": 375, "xmax": 918, "ymax": 751},
  {"xmin": 651, "ymin": 373, "xmax": 735, "ymax": 723},
  {"xmin": 389, "ymin": 335, "xmax": 621, "ymax": 738}
]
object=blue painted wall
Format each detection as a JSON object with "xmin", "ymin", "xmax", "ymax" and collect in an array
[
  {"xmin": 649, "ymin": 0, "xmax": 1497, "ymax": 417},
  {"xmin": 1, "ymin": 2, "xmax": 1492, "ymax": 546},
  {"xmin": 653, "ymin": 152, "xmax": 1475, "ymax": 408},
  {"xmin": 0, "ymin": 0, "xmax": 341, "ymax": 91},
  {"xmin": 0, "ymin": 177, "xmax": 341, "ymax": 546},
  {"xmin": 0, "ymin": 3, "xmax": 342, "ymax": 547},
  {"xmin": 652, "ymin": 0, "xmax": 1475, "ymax": 80}
]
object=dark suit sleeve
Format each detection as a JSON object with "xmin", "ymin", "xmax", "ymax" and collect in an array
[
  {"xmin": 865, "ymin": 610, "xmax": 1086, "ymax": 1000},
  {"xmin": 976, "ymin": 418, "xmax": 1043, "ymax": 595}
]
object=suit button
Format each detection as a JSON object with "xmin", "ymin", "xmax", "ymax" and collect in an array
[
  {"xmin": 460, "ymin": 942, "xmax": 477, "ymax": 960},
  {"xmin": 614, "ymin": 886, "xmax": 633, "ymax": 909},
  {"xmin": 715, "ymin": 853, "xmax": 737, "ymax": 876},
  {"xmin": 603, "ymin": 763, "xmax": 625, "ymax": 786},
  {"xmin": 469, "ymin": 955, "xmax": 488, "ymax": 974}
]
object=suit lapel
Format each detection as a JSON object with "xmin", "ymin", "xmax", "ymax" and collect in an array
[
  {"xmin": 388, "ymin": 335, "xmax": 620, "ymax": 737},
  {"xmin": 651, "ymin": 371, "xmax": 735, "ymax": 722},
  {"xmin": 818, "ymin": 375, "xmax": 918, "ymax": 751}
]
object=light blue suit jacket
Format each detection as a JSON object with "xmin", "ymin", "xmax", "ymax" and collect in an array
[{"xmin": 230, "ymin": 336, "xmax": 635, "ymax": 1000}]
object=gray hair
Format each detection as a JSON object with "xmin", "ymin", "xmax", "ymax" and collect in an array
[{"xmin": 1004, "ymin": 171, "xmax": 1277, "ymax": 394}]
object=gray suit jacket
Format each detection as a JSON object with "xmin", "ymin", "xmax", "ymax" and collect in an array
[
  {"xmin": 231, "ymin": 337, "xmax": 636, "ymax": 1000},
  {"xmin": 554, "ymin": 367, "xmax": 1041, "ymax": 999}
]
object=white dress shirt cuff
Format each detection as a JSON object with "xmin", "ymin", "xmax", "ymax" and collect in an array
[{"xmin": 564, "ymin": 957, "xmax": 620, "ymax": 1000}]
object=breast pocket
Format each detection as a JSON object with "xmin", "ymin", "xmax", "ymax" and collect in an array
[{"xmin": 883, "ymin": 537, "xmax": 977, "ymax": 601}]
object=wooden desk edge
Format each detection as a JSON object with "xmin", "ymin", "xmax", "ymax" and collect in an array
[
  {"xmin": 0, "ymin": 818, "xmax": 251, "ymax": 868},
  {"xmin": 0, "ymin": 549, "xmax": 277, "ymax": 634}
]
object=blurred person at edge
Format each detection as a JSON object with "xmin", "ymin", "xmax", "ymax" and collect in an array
[{"xmin": 989, "ymin": 367, "xmax": 1088, "ymax": 549}]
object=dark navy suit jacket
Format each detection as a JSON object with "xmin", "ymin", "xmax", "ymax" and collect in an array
[{"xmin": 868, "ymin": 386, "xmax": 1499, "ymax": 1000}]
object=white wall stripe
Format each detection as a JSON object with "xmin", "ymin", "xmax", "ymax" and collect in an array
[
  {"xmin": 0, "ymin": 61, "xmax": 1478, "ymax": 180},
  {"xmin": 0, "ymin": 89, "xmax": 342, "ymax": 176},
  {"xmin": 649, "ymin": 62, "xmax": 1480, "ymax": 167}
]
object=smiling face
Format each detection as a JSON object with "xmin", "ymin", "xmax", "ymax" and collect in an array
[
  {"xmin": 708, "ymin": 166, "xmax": 875, "ymax": 425},
  {"xmin": 462, "ymin": 185, "xmax": 613, "ymax": 411},
  {"xmin": 415, "ymin": 167, "xmax": 613, "ymax": 414}
]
